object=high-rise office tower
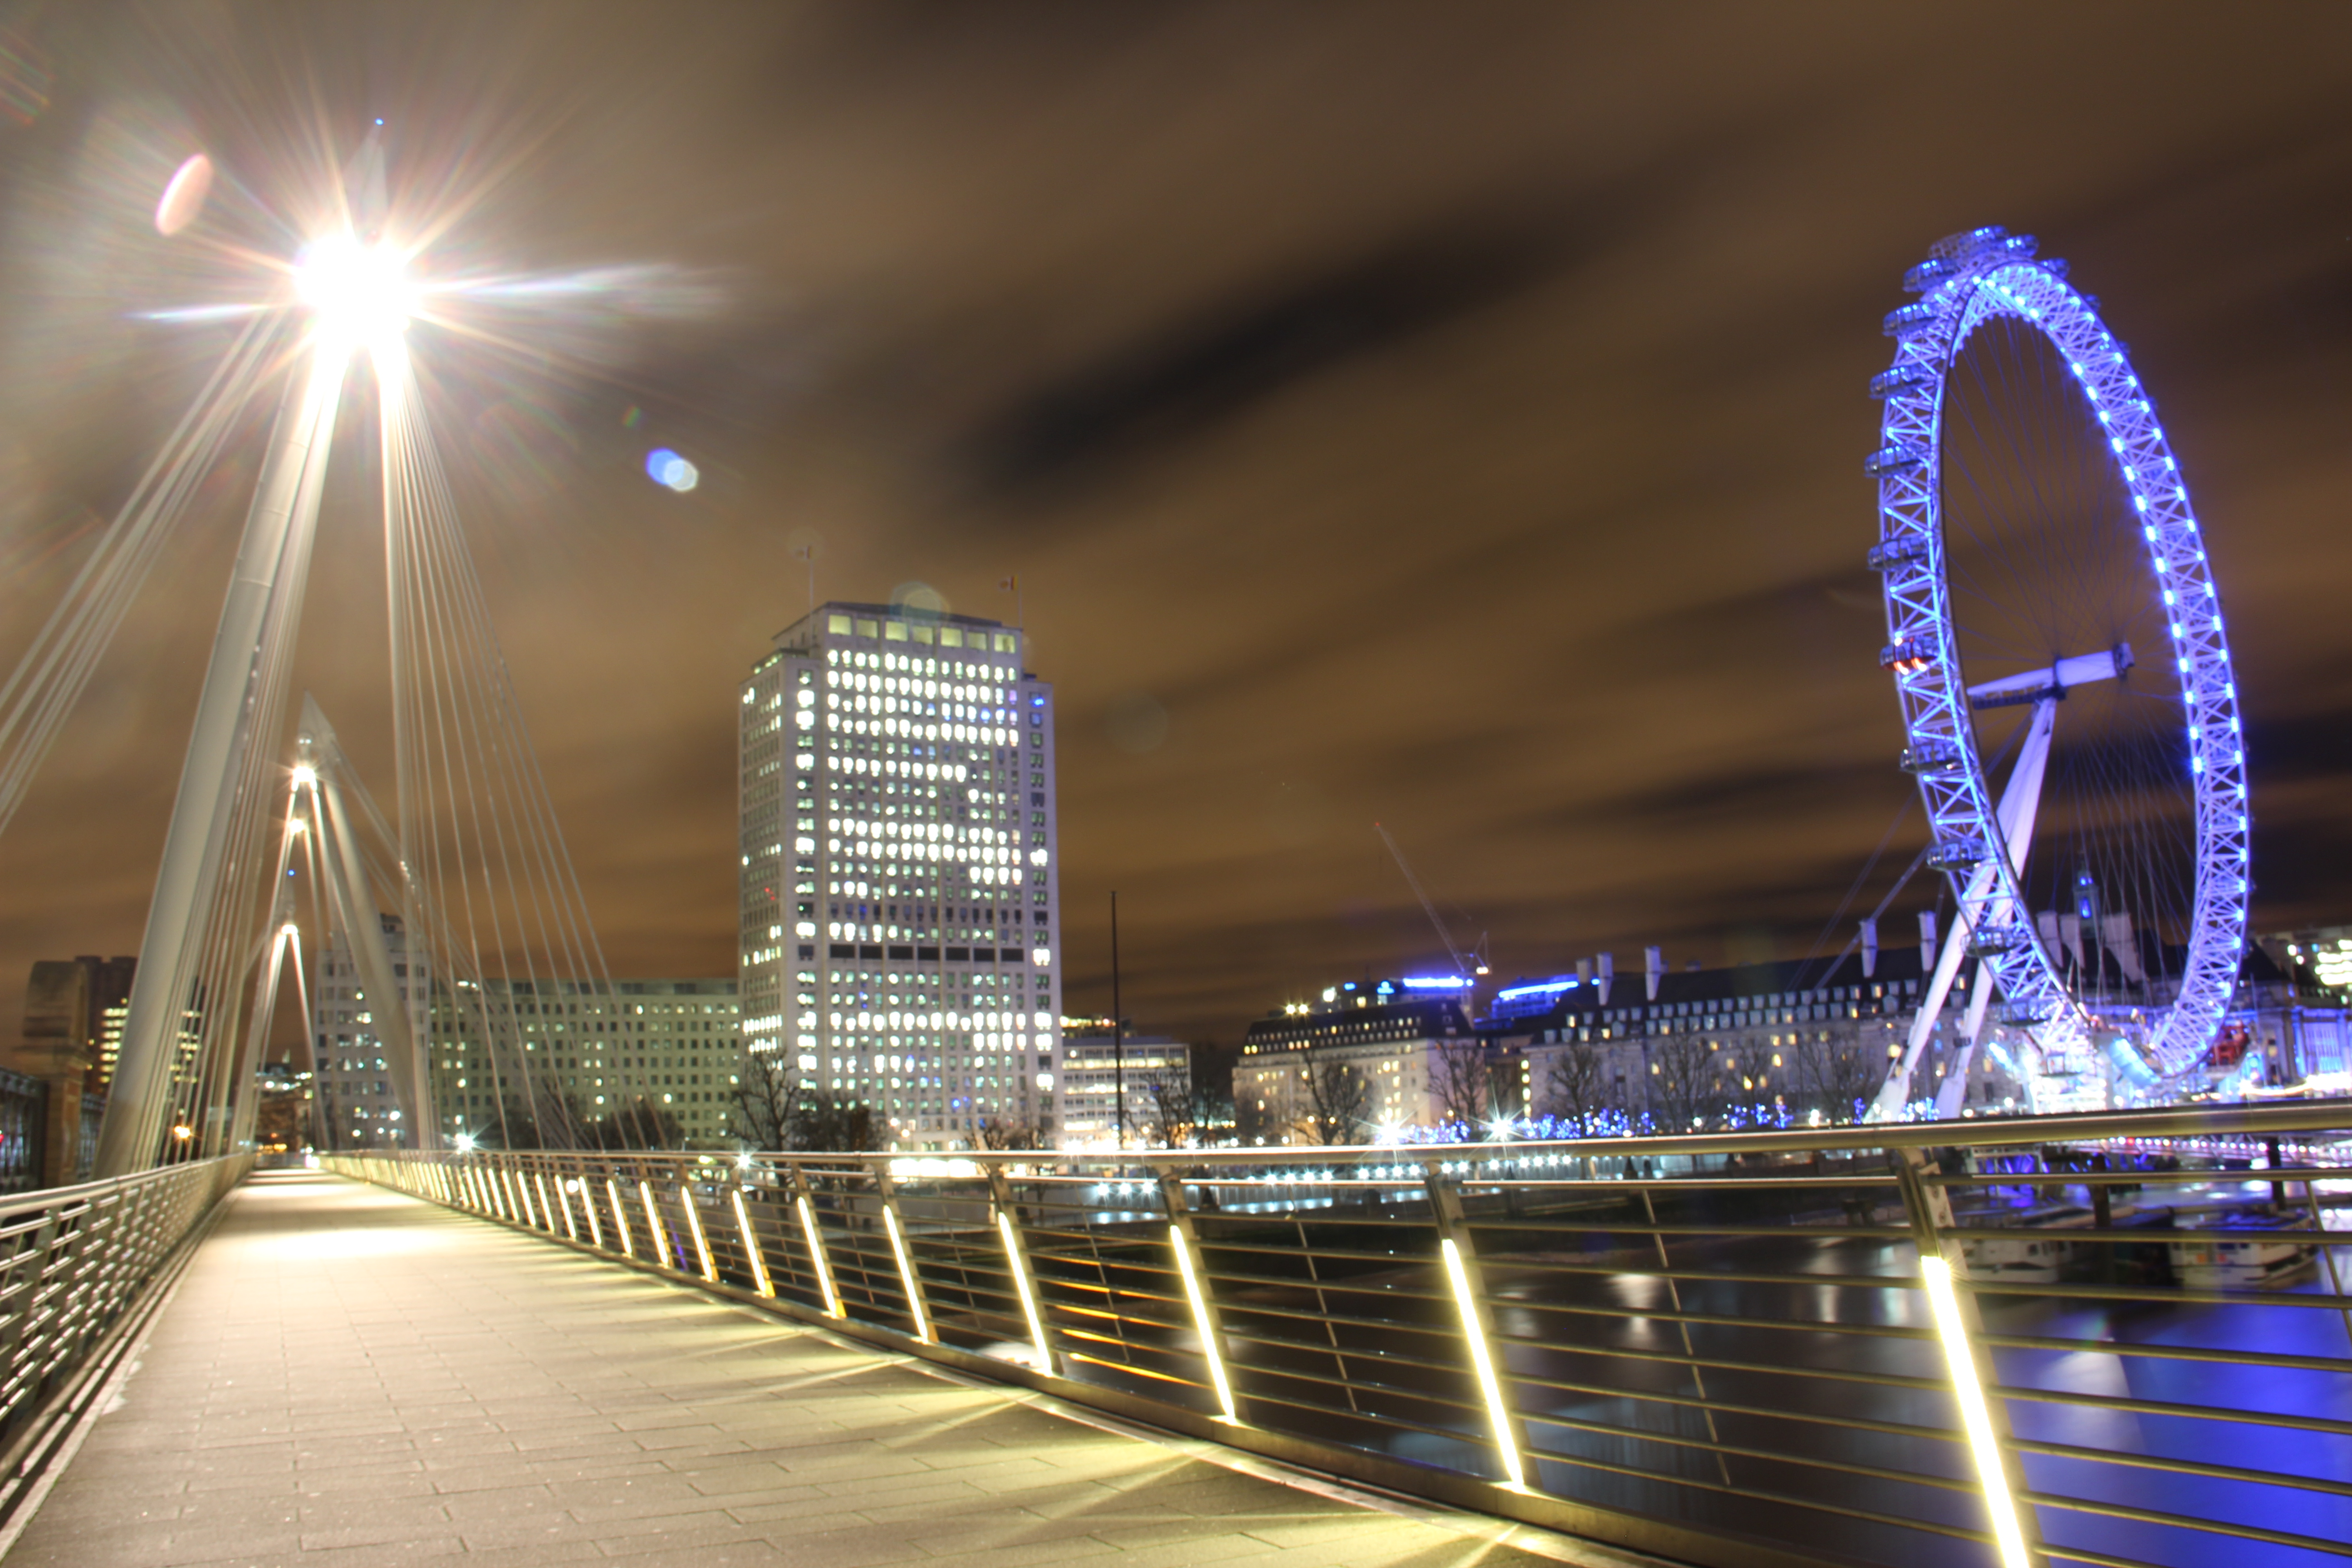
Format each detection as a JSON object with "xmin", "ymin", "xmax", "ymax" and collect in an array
[{"xmin": 740, "ymin": 602, "xmax": 1060, "ymax": 1152}]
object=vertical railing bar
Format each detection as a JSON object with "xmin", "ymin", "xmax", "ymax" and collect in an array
[
  {"xmin": 875, "ymin": 1167, "xmax": 932, "ymax": 1342},
  {"xmin": 986, "ymin": 1163, "xmax": 1058, "ymax": 1376},
  {"xmin": 1424, "ymin": 1164, "xmax": 1527, "ymax": 1491},
  {"xmin": 679, "ymin": 1180, "xmax": 718, "ymax": 1284},
  {"xmin": 1160, "ymin": 1171, "xmax": 1240, "ymax": 1425},
  {"xmin": 789, "ymin": 1162, "xmax": 844, "ymax": 1318},
  {"xmin": 730, "ymin": 1182, "xmax": 774, "ymax": 1298},
  {"xmin": 605, "ymin": 1176, "xmax": 635, "ymax": 1259},
  {"xmin": 1895, "ymin": 1147, "xmax": 2041, "ymax": 1568},
  {"xmin": 1638, "ymin": 1184, "xmax": 1733, "ymax": 1486}
]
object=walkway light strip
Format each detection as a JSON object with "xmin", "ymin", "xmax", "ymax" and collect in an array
[
  {"xmin": 552, "ymin": 1178, "xmax": 578, "ymax": 1241},
  {"xmin": 1920, "ymin": 1257, "xmax": 2031, "ymax": 1568},
  {"xmin": 1169, "ymin": 1225, "xmax": 1237, "ymax": 1423},
  {"xmin": 534, "ymin": 1173, "xmax": 560, "ymax": 1235},
  {"xmin": 730, "ymin": 1188, "xmax": 773, "ymax": 1297},
  {"xmin": 679, "ymin": 1184, "xmax": 718, "ymax": 1284},
  {"xmin": 606, "ymin": 1178, "xmax": 634, "ymax": 1259},
  {"xmin": 512, "ymin": 1169, "xmax": 536, "ymax": 1228},
  {"xmin": 996, "ymin": 1210, "xmax": 1050, "ymax": 1371},
  {"xmin": 638, "ymin": 1181, "xmax": 668, "ymax": 1269},
  {"xmin": 579, "ymin": 1179, "xmax": 604, "ymax": 1250},
  {"xmin": 882, "ymin": 1205, "xmax": 932, "ymax": 1342},
  {"xmin": 1439, "ymin": 1237, "xmax": 1525, "ymax": 1490},
  {"xmin": 797, "ymin": 1194, "xmax": 843, "ymax": 1316}
]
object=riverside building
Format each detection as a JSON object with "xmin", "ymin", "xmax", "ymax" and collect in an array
[
  {"xmin": 738, "ymin": 602, "xmax": 1061, "ymax": 1152},
  {"xmin": 314, "ymin": 924, "xmax": 741, "ymax": 1150}
]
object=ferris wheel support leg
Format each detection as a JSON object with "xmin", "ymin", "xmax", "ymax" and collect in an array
[
  {"xmin": 1934, "ymin": 963, "xmax": 1999, "ymax": 1120},
  {"xmin": 1872, "ymin": 902, "xmax": 1977, "ymax": 1122},
  {"xmin": 1872, "ymin": 699, "xmax": 2059, "ymax": 1123}
]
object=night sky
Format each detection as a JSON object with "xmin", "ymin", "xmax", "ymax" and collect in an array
[{"xmin": 0, "ymin": 4, "xmax": 2345, "ymax": 1055}]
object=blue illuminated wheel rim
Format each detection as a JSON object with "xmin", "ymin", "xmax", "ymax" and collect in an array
[{"xmin": 1870, "ymin": 227, "xmax": 2248, "ymax": 1083}]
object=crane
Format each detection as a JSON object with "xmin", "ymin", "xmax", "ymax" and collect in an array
[{"xmin": 1375, "ymin": 822, "xmax": 1490, "ymax": 980}]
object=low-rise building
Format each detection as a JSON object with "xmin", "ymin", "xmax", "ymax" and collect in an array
[
  {"xmin": 1057, "ymin": 1020, "xmax": 1190, "ymax": 1149},
  {"xmin": 1236, "ymin": 979, "xmax": 1475, "ymax": 1144}
]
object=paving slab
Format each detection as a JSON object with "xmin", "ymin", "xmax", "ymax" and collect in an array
[{"xmin": 6, "ymin": 1171, "xmax": 1621, "ymax": 1568}]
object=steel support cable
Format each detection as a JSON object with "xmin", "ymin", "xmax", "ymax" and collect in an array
[
  {"xmin": 404, "ymin": 414, "xmax": 626, "ymax": 1151},
  {"xmin": 377, "ymin": 390, "xmax": 507, "ymax": 1145},
  {"xmin": 191, "ymin": 392, "xmax": 339, "ymax": 1151},
  {"xmin": 0, "ymin": 317, "xmax": 280, "ymax": 844},
  {"xmin": 377, "ymin": 380, "xmax": 512, "ymax": 1146},
  {"xmin": 386, "ymin": 377, "xmax": 587, "ymax": 1147},
  {"xmin": 177, "ymin": 438, "xmax": 329, "ymax": 1157},
  {"xmin": 119, "ymin": 352, "xmax": 339, "ymax": 1166},
  {"xmin": 372, "ymin": 404, "xmax": 501, "ymax": 1149},
  {"xmin": 390, "ymin": 392, "xmax": 551, "ymax": 1145}
]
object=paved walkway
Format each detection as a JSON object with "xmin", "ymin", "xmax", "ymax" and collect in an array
[{"xmin": 10, "ymin": 1171, "xmax": 1611, "ymax": 1568}]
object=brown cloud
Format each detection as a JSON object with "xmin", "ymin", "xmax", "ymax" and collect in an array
[{"xmin": 0, "ymin": 3, "xmax": 2346, "ymax": 1054}]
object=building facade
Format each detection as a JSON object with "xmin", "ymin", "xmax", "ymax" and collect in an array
[
  {"xmin": 1057, "ymin": 1025, "xmax": 1191, "ymax": 1149},
  {"xmin": 1237, "ymin": 980, "xmax": 1476, "ymax": 1144},
  {"xmin": 313, "ymin": 916, "xmax": 433, "ymax": 1149},
  {"xmin": 739, "ymin": 602, "xmax": 1061, "ymax": 1152},
  {"xmin": 426, "ymin": 977, "xmax": 741, "ymax": 1150},
  {"xmin": 314, "ymin": 916, "xmax": 742, "ymax": 1151}
]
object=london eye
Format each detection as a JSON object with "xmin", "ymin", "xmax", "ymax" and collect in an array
[{"xmin": 1864, "ymin": 226, "xmax": 2248, "ymax": 1118}]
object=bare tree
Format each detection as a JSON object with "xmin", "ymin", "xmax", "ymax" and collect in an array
[
  {"xmin": 1431, "ymin": 1040, "xmax": 1491, "ymax": 1132},
  {"xmin": 977, "ymin": 1117, "xmax": 1042, "ymax": 1150},
  {"xmin": 1134, "ymin": 1063, "xmax": 1200, "ymax": 1149},
  {"xmin": 1647, "ymin": 1032, "xmax": 1722, "ymax": 1132},
  {"xmin": 1792, "ymin": 1032, "xmax": 1880, "ymax": 1124},
  {"xmin": 731, "ymin": 1050, "xmax": 800, "ymax": 1150},
  {"xmin": 1302, "ymin": 1058, "xmax": 1370, "ymax": 1146},
  {"xmin": 1543, "ymin": 1039, "xmax": 1610, "ymax": 1132},
  {"xmin": 726, "ymin": 1054, "xmax": 880, "ymax": 1152}
]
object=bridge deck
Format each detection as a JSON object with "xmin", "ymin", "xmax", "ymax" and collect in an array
[{"xmin": 10, "ymin": 1171, "xmax": 1612, "ymax": 1568}]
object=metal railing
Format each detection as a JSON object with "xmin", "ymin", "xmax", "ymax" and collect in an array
[
  {"xmin": 327, "ymin": 1102, "xmax": 2352, "ymax": 1568},
  {"xmin": 0, "ymin": 1157, "xmax": 248, "ymax": 1465}
]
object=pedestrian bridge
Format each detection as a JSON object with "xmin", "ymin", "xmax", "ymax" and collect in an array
[
  {"xmin": 0, "ymin": 1106, "xmax": 2343, "ymax": 1568},
  {"xmin": 0, "ymin": 1170, "xmax": 1597, "ymax": 1568}
]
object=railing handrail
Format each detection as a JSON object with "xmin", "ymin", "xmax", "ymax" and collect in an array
[
  {"xmin": 392, "ymin": 1096, "xmax": 2352, "ymax": 1169},
  {"xmin": 0, "ymin": 1155, "xmax": 246, "ymax": 1215},
  {"xmin": 334, "ymin": 1106, "xmax": 2352, "ymax": 1568}
]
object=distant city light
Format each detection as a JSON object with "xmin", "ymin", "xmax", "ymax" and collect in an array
[
  {"xmin": 1495, "ymin": 976, "xmax": 1582, "ymax": 1000},
  {"xmin": 1401, "ymin": 976, "xmax": 1472, "ymax": 990},
  {"xmin": 645, "ymin": 447, "xmax": 699, "ymax": 492}
]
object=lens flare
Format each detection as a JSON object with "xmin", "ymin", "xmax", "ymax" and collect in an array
[{"xmin": 293, "ymin": 232, "xmax": 415, "ymax": 351}]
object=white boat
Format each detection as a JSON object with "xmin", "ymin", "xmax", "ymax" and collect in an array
[
  {"xmin": 2168, "ymin": 1212, "xmax": 2318, "ymax": 1289},
  {"xmin": 1958, "ymin": 1202, "xmax": 2093, "ymax": 1283}
]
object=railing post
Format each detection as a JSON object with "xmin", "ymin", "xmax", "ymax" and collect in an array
[
  {"xmin": 1158, "ymin": 1170, "xmax": 1238, "ymax": 1424},
  {"xmin": 637, "ymin": 1176, "xmax": 674, "ymax": 1270},
  {"xmin": 604, "ymin": 1175, "xmax": 635, "ymax": 1259},
  {"xmin": 1422, "ymin": 1162, "xmax": 1528, "ymax": 1490},
  {"xmin": 730, "ymin": 1178, "xmax": 774, "ymax": 1298},
  {"xmin": 550, "ymin": 1166, "xmax": 578, "ymax": 1241},
  {"xmin": 873, "ymin": 1166, "xmax": 933, "ymax": 1342},
  {"xmin": 574, "ymin": 1171, "xmax": 604, "ymax": 1250},
  {"xmin": 985, "ymin": 1163, "xmax": 1058, "ymax": 1376},
  {"xmin": 678, "ymin": 1176, "xmax": 718, "ymax": 1284},
  {"xmin": 533, "ymin": 1171, "xmax": 560, "ymax": 1236},
  {"xmin": 787, "ymin": 1162, "xmax": 843, "ymax": 1317},
  {"xmin": 1894, "ymin": 1147, "xmax": 2041, "ymax": 1568}
]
